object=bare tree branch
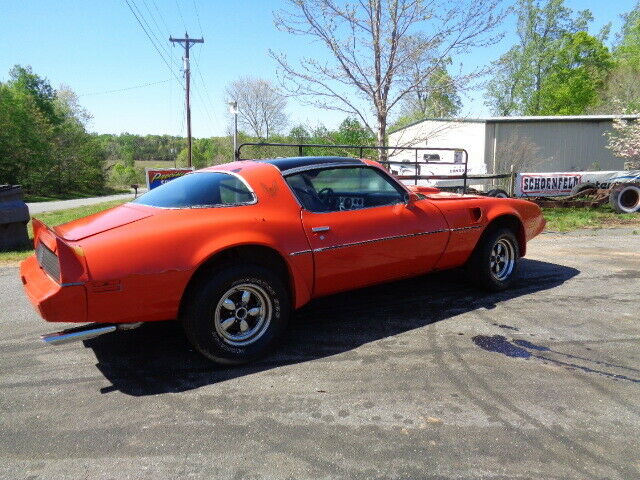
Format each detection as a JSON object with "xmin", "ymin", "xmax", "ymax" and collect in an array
[
  {"xmin": 225, "ymin": 77, "xmax": 288, "ymax": 139},
  {"xmin": 272, "ymin": 0, "xmax": 506, "ymax": 158}
]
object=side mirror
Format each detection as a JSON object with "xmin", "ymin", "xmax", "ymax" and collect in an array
[{"xmin": 404, "ymin": 192, "xmax": 420, "ymax": 206}]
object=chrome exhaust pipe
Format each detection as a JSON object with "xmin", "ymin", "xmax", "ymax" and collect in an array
[{"xmin": 40, "ymin": 322, "xmax": 143, "ymax": 345}]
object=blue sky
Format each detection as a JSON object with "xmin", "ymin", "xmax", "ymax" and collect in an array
[{"xmin": 0, "ymin": 0, "xmax": 636, "ymax": 137}]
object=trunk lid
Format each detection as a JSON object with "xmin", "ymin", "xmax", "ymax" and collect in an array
[{"xmin": 54, "ymin": 203, "xmax": 153, "ymax": 241}]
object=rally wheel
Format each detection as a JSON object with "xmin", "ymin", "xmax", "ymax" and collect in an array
[{"xmin": 182, "ymin": 264, "xmax": 289, "ymax": 365}]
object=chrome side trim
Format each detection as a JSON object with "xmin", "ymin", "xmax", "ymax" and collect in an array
[
  {"xmin": 288, "ymin": 224, "xmax": 484, "ymax": 256},
  {"xmin": 60, "ymin": 282, "xmax": 85, "ymax": 287},
  {"xmin": 313, "ymin": 229, "xmax": 449, "ymax": 253},
  {"xmin": 289, "ymin": 250, "xmax": 313, "ymax": 257},
  {"xmin": 450, "ymin": 225, "xmax": 483, "ymax": 232}
]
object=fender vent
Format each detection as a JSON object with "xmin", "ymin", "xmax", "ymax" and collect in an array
[
  {"xmin": 36, "ymin": 242, "xmax": 60, "ymax": 282},
  {"xmin": 469, "ymin": 207, "xmax": 483, "ymax": 222}
]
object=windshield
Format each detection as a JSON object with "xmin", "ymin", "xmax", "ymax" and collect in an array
[{"xmin": 132, "ymin": 172, "xmax": 255, "ymax": 208}]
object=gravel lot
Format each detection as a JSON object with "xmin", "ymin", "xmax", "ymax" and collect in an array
[{"xmin": 1, "ymin": 229, "xmax": 638, "ymax": 479}]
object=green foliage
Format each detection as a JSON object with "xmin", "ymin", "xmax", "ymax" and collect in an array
[
  {"xmin": 0, "ymin": 65, "xmax": 106, "ymax": 196},
  {"xmin": 397, "ymin": 66, "xmax": 461, "ymax": 125},
  {"xmin": 537, "ymin": 32, "xmax": 613, "ymax": 115},
  {"xmin": 485, "ymin": 0, "xmax": 603, "ymax": 115},
  {"xmin": 595, "ymin": 2, "xmax": 640, "ymax": 113},
  {"xmin": 542, "ymin": 205, "xmax": 640, "ymax": 232}
]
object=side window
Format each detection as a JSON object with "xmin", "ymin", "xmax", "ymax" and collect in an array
[
  {"xmin": 219, "ymin": 175, "xmax": 254, "ymax": 205},
  {"xmin": 285, "ymin": 167, "xmax": 406, "ymax": 213}
]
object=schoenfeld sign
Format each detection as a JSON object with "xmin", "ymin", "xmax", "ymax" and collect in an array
[{"xmin": 515, "ymin": 170, "xmax": 640, "ymax": 197}]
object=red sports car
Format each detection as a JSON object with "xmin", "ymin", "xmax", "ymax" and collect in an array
[{"xmin": 20, "ymin": 156, "xmax": 545, "ymax": 364}]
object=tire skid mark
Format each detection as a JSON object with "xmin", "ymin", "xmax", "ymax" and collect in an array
[
  {"xmin": 449, "ymin": 335, "xmax": 637, "ymax": 479},
  {"xmin": 428, "ymin": 329, "xmax": 583, "ymax": 477}
]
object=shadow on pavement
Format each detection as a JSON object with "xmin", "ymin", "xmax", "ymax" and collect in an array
[{"xmin": 84, "ymin": 259, "xmax": 579, "ymax": 396}]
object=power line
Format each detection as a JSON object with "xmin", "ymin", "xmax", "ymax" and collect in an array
[
  {"xmin": 191, "ymin": 72, "xmax": 218, "ymax": 137},
  {"xmin": 192, "ymin": 54, "xmax": 220, "ymax": 132},
  {"xmin": 129, "ymin": 0, "xmax": 177, "ymax": 67},
  {"xmin": 123, "ymin": 0, "xmax": 183, "ymax": 85},
  {"xmin": 141, "ymin": 0, "xmax": 170, "ymax": 39},
  {"xmin": 79, "ymin": 79, "xmax": 171, "ymax": 97},
  {"xmin": 192, "ymin": 0, "xmax": 204, "ymax": 38},
  {"xmin": 174, "ymin": 0, "xmax": 187, "ymax": 30}
]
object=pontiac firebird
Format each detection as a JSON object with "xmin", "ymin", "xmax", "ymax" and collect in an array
[{"xmin": 20, "ymin": 156, "xmax": 545, "ymax": 364}]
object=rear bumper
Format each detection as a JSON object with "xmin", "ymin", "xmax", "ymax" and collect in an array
[{"xmin": 20, "ymin": 255, "xmax": 87, "ymax": 323}]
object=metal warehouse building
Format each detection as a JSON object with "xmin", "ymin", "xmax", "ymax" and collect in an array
[{"xmin": 389, "ymin": 115, "xmax": 640, "ymax": 173}]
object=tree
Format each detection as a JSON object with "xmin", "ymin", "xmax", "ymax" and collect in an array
[
  {"xmin": 536, "ymin": 32, "xmax": 613, "ymax": 115},
  {"xmin": 594, "ymin": 2, "xmax": 640, "ymax": 113},
  {"xmin": 605, "ymin": 116, "xmax": 640, "ymax": 169},
  {"xmin": 272, "ymin": 0, "xmax": 506, "ymax": 157},
  {"xmin": 225, "ymin": 77, "xmax": 287, "ymax": 139},
  {"xmin": 395, "ymin": 64, "xmax": 462, "ymax": 128},
  {"xmin": 485, "ymin": 0, "xmax": 595, "ymax": 115},
  {"xmin": 0, "ymin": 65, "xmax": 106, "ymax": 195}
]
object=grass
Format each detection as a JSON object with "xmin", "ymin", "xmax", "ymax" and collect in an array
[
  {"xmin": 0, "ymin": 199, "xmax": 128, "ymax": 264},
  {"xmin": 134, "ymin": 160, "xmax": 177, "ymax": 169},
  {"xmin": 24, "ymin": 187, "xmax": 129, "ymax": 203},
  {"xmin": 543, "ymin": 205, "xmax": 640, "ymax": 232}
]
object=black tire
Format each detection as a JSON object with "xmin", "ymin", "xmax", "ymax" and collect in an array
[
  {"xmin": 609, "ymin": 183, "xmax": 640, "ymax": 213},
  {"xmin": 486, "ymin": 188, "xmax": 509, "ymax": 198},
  {"xmin": 181, "ymin": 264, "xmax": 290, "ymax": 365},
  {"xmin": 467, "ymin": 227, "xmax": 520, "ymax": 291}
]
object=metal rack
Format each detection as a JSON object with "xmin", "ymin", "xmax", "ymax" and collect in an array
[{"xmin": 236, "ymin": 142, "xmax": 471, "ymax": 191}]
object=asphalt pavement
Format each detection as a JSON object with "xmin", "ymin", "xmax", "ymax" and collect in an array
[{"xmin": 0, "ymin": 229, "xmax": 638, "ymax": 479}]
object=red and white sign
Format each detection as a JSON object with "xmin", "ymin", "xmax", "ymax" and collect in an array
[
  {"xmin": 515, "ymin": 170, "xmax": 640, "ymax": 197},
  {"xmin": 145, "ymin": 167, "xmax": 194, "ymax": 190}
]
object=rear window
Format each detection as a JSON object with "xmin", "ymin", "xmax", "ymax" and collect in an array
[{"xmin": 132, "ymin": 172, "xmax": 255, "ymax": 208}]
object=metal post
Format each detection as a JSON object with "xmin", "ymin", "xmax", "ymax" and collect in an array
[
  {"xmin": 414, "ymin": 150, "xmax": 418, "ymax": 185},
  {"xmin": 170, "ymin": 32, "xmax": 204, "ymax": 167},
  {"xmin": 234, "ymin": 112, "xmax": 238, "ymax": 160},
  {"xmin": 228, "ymin": 101, "xmax": 238, "ymax": 160},
  {"xmin": 463, "ymin": 151, "xmax": 468, "ymax": 194},
  {"xmin": 509, "ymin": 164, "xmax": 516, "ymax": 197}
]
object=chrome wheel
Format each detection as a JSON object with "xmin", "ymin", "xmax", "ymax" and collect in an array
[
  {"xmin": 213, "ymin": 283, "xmax": 272, "ymax": 346},
  {"xmin": 490, "ymin": 238, "xmax": 516, "ymax": 281}
]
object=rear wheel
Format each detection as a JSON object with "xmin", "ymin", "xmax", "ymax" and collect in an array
[
  {"xmin": 468, "ymin": 227, "xmax": 520, "ymax": 291},
  {"xmin": 182, "ymin": 264, "xmax": 289, "ymax": 365}
]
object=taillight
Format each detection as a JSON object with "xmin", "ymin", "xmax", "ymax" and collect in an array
[
  {"xmin": 32, "ymin": 218, "xmax": 88, "ymax": 285},
  {"xmin": 56, "ymin": 238, "xmax": 88, "ymax": 284}
]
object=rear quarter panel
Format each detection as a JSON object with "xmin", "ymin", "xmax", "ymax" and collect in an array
[{"xmin": 80, "ymin": 162, "xmax": 313, "ymax": 323}]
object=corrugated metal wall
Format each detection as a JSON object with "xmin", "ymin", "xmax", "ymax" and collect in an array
[{"xmin": 485, "ymin": 120, "xmax": 623, "ymax": 173}]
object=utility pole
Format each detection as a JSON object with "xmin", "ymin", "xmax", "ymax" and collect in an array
[
  {"xmin": 170, "ymin": 32, "xmax": 204, "ymax": 167},
  {"xmin": 228, "ymin": 101, "xmax": 238, "ymax": 160}
]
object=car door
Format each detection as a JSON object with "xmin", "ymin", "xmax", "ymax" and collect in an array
[{"xmin": 285, "ymin": 166, "xmax": 449, "ymax": 297}]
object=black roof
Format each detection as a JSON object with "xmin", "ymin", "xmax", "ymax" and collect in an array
[{"xmin": 261, "ymin": 156, "xmax": 362, "ymax": 173}]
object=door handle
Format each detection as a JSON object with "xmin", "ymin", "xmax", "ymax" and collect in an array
[{"xmin": 312, "ymin": 226, "xmax": 330, "ymax": 233}]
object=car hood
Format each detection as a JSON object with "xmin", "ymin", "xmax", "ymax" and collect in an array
[{"xmin": 54, "ymin": 203, "xmax": 153, "ymax": 241}]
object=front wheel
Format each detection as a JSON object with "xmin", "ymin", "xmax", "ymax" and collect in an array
[
  {"xmin": 182, "ymin": 264, "xmax": 289, "ymax": 365},
  {"xmin": 467, "ymin": 227, "xmax": 520, "ymax": 291}
]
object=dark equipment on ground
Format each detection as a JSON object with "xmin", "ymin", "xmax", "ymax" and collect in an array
[{"xmin": 0, "ymin": 185, "xmax": 30, "ymax": 251}]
